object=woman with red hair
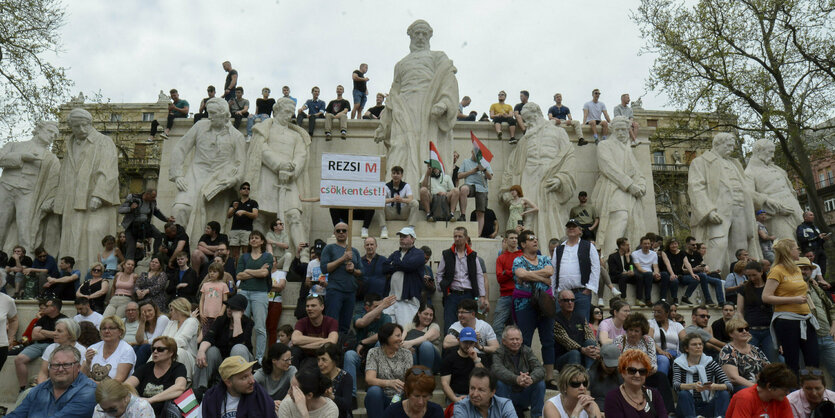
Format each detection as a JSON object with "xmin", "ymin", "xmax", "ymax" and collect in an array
[
  {"xmin": 383, "ymin": 365, "xmax": 443, "ymax": 417},
  {"xmin": 505, "ymin": 185, "xmax": 538, "ymax": 232},
  {"xmin": 604, "ymin": 349, "xmax": 667, "ymax": 417}
]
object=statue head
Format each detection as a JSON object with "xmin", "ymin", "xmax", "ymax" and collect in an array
[
  {"xmin": 611, "ymin": 116, "xmax": 631, "ymax": 144},
  {"xmin": 520, "ymin": 102, "xmax": 543, "ymax": 125},
  {"xmin": 33, "ymin": 120, "xmax": 59, "ymax": 146},
  {"xmin": 407, "ymin": 20, "xmax": 433, "ymax": 52},
  {"xmin": 712, "ymin": 132, "xmax": 736, "ymax": 159},
  {"xmin": 206, "ymin": 97, "xmax": 230, "ymax": 130},
  {"xmin": 751, "ymin": 138, "xmax": 776, "ymax": 164},
  {"xmin": 67, "ymin": 108, "xmax": 94, "ymax": 140},
  {"xmin": 273, "ymin": 97, "xmax": 296, "ymax": 125}
]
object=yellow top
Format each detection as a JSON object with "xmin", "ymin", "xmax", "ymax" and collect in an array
[
  {"xmin": 490, "ymin": 103, "xmax": 512, "ymax": 116},
  {"xmin": 768, "ymin": 263, "xmax": 810, "ymax": 314}
]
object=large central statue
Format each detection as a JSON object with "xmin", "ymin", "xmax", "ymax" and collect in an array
[
  {"xmin": 688, "ymin": 132, "xmax": 762, "ymax": 275},
  {"xmin": 501, "ymin": 102, "xmax": 576, "ymax": 242},
  {"xmin": 375, "ymin": 19, "xmax": 459, "ymax": 185},
  {"xmin": 169, "ymin": 97, "xmax": 246, "ymax": 242},
  {"xmin": 244, "ymin": 97, "xmax": 311, "ymax": 259},
  {"xmin": 744, "ymin": 139, "xmax": 803, "ymax": 241}
]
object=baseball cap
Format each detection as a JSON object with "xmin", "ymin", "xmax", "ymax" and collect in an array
[
  {"xmin": 224, "ymin": 294, "xmax": 248, "ymax": 311},
  {"xmin": 796, "ymin": 257, "xmax": 813, "ymax": 267},
  {"xmin": 219, "ymin": 356, "xmax": 257, "ymax": 380},
  {"xmin": 397, "ymin": 226, "xmax": 417, "ymax": 239},
  {"xmin": 459, "ymin": 327, "xmax": 478, "ymax": 342},
  {"xmin": 565, "ymin": 219, "xmax": 580, "ymax": 227},
  {"xmin": 601, "ymin": 344, "xmax": 620, "ymax": 368},
  {"xmin": 756, "ymin": 209, "xmax": 767, "ymax": 216}
]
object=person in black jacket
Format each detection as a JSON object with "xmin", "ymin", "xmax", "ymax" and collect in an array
[
  {"xmin": 166, "ymin": 251, "xmax": 198, "ymax": 303},
  {"xmin": 436, "ymin": 227, "xmax": 488, "ymax": 332},
  {"xmin": 382, "ymin": 226, "xmax": 426, "ymax": 326},
  {"xmin": 193, "ymin": 294, "xmax": 255, "ymax": 393}
]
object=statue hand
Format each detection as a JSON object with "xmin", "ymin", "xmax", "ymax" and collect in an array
[
  {"xmin": 627, "ymin": 184, "xmax": 644, "ymax": 197},
  {"xmin": 41, "ymin": 198, "xmax": 54, "ymax": 212},
  {"xmin": 19, "ymin": 152, "xmax": 38, "ymax": 162},
  {"xmin": 174, "ymin": 177, "xmax": 188, "ymax": 192},
  {"xmin": 279, "ymin": 162, "xmax": 295, "ymax": 172},
  {"xmin": 89, "ymin": 197, "xmax": 102, "ymax": 211},
  {"xmin": 544, "ymin": 178, "xmax": 562, "ymax": 192},
  {"xmin": 430, "ymin": 102, "xmax": 447, "ymax": 118},
  {"xmin": 373, "ymin": 127, "xmax": 386, "ymax": 144},
  {"xmin": 707, "ymin": 211, "xmax": 722, "ymax": 224}
]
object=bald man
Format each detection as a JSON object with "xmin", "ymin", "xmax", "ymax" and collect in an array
[{"xmin": 320, "ymin": 222, "xmax": 362, "ymax": 333}]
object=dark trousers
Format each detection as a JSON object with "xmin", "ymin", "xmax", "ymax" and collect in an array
[
  {"xmin": 579, "ymin": 223, "xmax": 596, "ymax": 241},
  {"xmin": 150, "ymin": 114, "xmax": 186, "ymax": 135},
  {"xmin": 297, "ymin": 112, "xmax": 322, "ymax": 135},
  {"xmin": 457, "ymin": 114, "xmax": 477, "ymax": 122},
  {"xmin": 193, "ymin": 112, "xmax": 208, "ymax": 123},
  {"xmin": 329, "ymin": 208, "xmax": 373, "ymax": 228},
  {"xmin": 774, "ymin": 317, "xmax": 819, "ymax": 376},
  {"xmin": 125, "ymin": 222, "xmax": 163, "ymax": 261},
  {"xmin": 290, "ymin": 346, "xmax": 319, "ymax": 371},
  {"xmin": 232, "ymin": 112, "xmax": 249, "ymax": 129}
]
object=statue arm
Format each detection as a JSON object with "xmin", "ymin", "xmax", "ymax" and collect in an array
[
  {"xmin": 290, "ymin": 140, "xmax": 308, "ymax": 179},
  {"xmin": 91, "ymin": 141, "xmax": 120, "ymax": 204},
  {"xmin": 0, "ymin": 143, "xmax": 23, "ymax": 168},
  {"xmin": 169, "ymin": 125, "xmax": 198, "ymax": 180},
  {"xmin": 597, "ymin": 145, "xmax": 633, "ymax": 191},
  {"xmin": 687, "ymin": 159, "xmax": 718, "ymax": 224}
]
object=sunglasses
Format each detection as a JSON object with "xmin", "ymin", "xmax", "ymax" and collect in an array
[
  {"xmin": 736, "ymin": 327, "xmax": 750, "ymax": 333},
  {"xmin": 560, "ymin": 298, "xmax": 576, "ymax": 303},
  {"xmin": 240, "ymin": 187, "xmax": 250, "ymax": 190},
  {"xmin": 697, "ymin": 314, "xmax": 711, "ymax": 319},
  {"xmin": 569, "ymin": 380, "xmax": 589, "ymax": 388},
  {"xmin": 626, "ymin": 367, "xmax": 649, "ymax": 376},
  {"xmin": 152, "ymin": 346, "xmax": 168, "ymax": 353},
  {"xmin": 91, "ymin": 268, "xmax": 102, "ymax": 272},
  {"xmin": 800, "ymin": 368, "xmax": 824, "ymax": 376},
  {"xmin": 335, "ymin": 229, "xmax": 347, "ymax": 233}
]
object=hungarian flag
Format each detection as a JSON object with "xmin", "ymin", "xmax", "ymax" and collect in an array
[
  {"xmin": 471, "ymin": 131, "xmax": 493, "ymax": 166},
  {"xmin": 429, "ymin": 141, "xmax": 445, "ymax": 176},
  {"xmin": 175, "ymin": 389, "xmax": 199, "ymax": 415}
]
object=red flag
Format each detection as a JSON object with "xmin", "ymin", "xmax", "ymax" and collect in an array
[{"xmin": 470, "ymin": 131, "xmax": 493, "ymax": 164}]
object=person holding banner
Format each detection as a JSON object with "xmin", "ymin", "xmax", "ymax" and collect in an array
[{"xmin": 321, "ymin": 222, "xmax": 362, "ymax": 334}]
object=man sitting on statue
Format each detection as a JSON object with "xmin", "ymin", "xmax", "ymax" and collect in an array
[
  {"xmin": 458, "ymin": 149, "xmax": 494, "ymax": 237},
  {"xmin": 419, "ymin": 162, "xmax": 459, "ymax": 223},
  {"xmin": 377, "ymin": 165, "xmax": 418, "ymax": 239},
  {"xmin": 118, "ymin": 189, "xmax": 172, "ymax": 261}
]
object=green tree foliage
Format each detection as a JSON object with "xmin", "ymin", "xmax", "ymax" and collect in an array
[{"xmin": 0, "ymin": 0, "xmax": 73, "ymax": 143}]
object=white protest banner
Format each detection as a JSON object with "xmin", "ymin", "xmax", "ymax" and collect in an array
[
  {"xmin": 321, "ymin": 153, "xmax": 382, "ymax": 182},
  {"xmin": 320, "ymin": 179, "xmax": 386, "ymax": 208}
]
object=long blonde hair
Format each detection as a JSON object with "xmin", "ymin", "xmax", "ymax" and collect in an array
[
  {"xmin": 773, "ymin": 239, "xmax": 799, "ymax": 274},
  {"xmin": 95, "ymin": 378, "xmax": 136, "ymax": 404}
]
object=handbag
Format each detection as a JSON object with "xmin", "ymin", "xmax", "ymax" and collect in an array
[{"xmin": 532, "ymin": 286, "xmax": 556, "ymax": 317}]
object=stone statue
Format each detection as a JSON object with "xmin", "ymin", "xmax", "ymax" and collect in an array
[
  {"xmin": 591, "ymin": 116, "xmax": 648, "ymax": 255},
  {"xmin": 0, "ymin": 121, "xmax": 61, "ymax": 254},
  {"xmin": 157, "ymin": 90, "xmax": 170, "ymax": 104},
  {"xmin": 51, "ymin": 108, "xmax": 120, "ymax": 272},
  {"xmin": 244, "ymin": 97, "xmax": 311, "ymax": 259},
  {"xmin": 169, "ymin": 97, "xmax": 246, "ymax": 243},
  {"xmin": 374, "ymin": 19, "xmax": 459, "ymax": 185},
  {"xmin": 500, "ymin": 102, "xmax": 576, "ymax": 242},
  {"xmin": 688, "ymin": 132, "xmax": 763, "ymax": 275},
  {"xmin": 744, "ymin": 139, "xmax": 803, "ymax": 241}
]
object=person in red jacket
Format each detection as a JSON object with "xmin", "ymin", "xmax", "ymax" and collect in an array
[
  {"xmin": 727, "ymin": 363, "xmax": 796, "ymax": 418},
  {"xmin": 493, "ymin": 230, "xmax": 521, "ymax": 338}
]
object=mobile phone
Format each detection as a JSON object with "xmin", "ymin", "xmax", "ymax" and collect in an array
[{"xmin": 517, "ymin": 220, "xmax": 524, "ymax": 226}]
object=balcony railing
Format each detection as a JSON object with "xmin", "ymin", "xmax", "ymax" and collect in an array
[
  {"xmin": 121, "ymin": 157, "xmax": 160, "ymax": 171},
  {"xmin": 796, "ymin": 179, "xmax": 834, "ymax": 196},
  {"xmin": 651, "ymin": 163, "xmax": 688, "ymax": 173}
]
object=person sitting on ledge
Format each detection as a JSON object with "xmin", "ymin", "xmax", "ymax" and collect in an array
[
  {"xmin": 363, "ymin": 92, "xmax": 386, "ymax": 120},
  {"xmin": 419, "ymin": 161, "xmax": 458, "ymax": 223},
  {"xmin": 246, "ymin": 87, "xmax": 275, "ymax": 141},
  {"xmin": 297, "ymin": 86, "xmax": 326, "ymax": 137},
  {"xmin": 457, "ymin": 96, "xmax": 476, "ymax": 121},
  {"xmin": 8, "ymin": 345, "xmax": 96, "ymax": 418},
  {"xmin": 228, "ymin": 86, "xmax": 250, "ymax": 130},
  {"xmin": 324, "ymin": 85, "xmax": 350, "ymax": 140},
  {"xmin": 378, "ymin": 165, "xmax": 417, "ymax": 239},
  {"xmin": 490, "ymin": 91, "xmax": 517, "ymax": 144},
  {"xmin": 148, "ymin": 88, "xmax": 188, "ymax": 141}
]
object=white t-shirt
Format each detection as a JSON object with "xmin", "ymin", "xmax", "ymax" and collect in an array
[
  {"xmin": 583, "ymin": 100, "xmax": 607, "ymax": 122},
  {"xmin": 448, "ymin": 319, "xmax": 496, "ymax": 354},
  {"xmin": 123, "ymin": 319, "xmax": 139, "ymax": 344},
  {"xmin": 269, "ymin": 270, "xmax": 288, "ymax": 303},
  {"xmin": 88, "ymin": 339, "xmax": 136, "ymax": 378},
  {"xmin": 144, "ymin": 315, "xmax": 170, "ymax": 344},
  {"xmin": 556, "ymin": 243, "xmax": 582, "ymax": 290},
  {"xmin": 222, "ymin": 393, "xmax": 240, "ymax": 418},
  {"xmin": 73, "ymin": 311, "xmax": 103, "ymax": 328},
  {"xmin": 0, "ymin": 293, "xmax": 17, "ymax": 346},
  {"xmin": 42, "ymin": 341, "xmax": 87, "ymax": 362},
  {"xmin": 385, "ymin": 182, "xmax": 413, "ymax": 207},
  {"xmin": 812, "ymin": 263, "xmax": 823, "ymax": 280},
  {"xmin": 649, "ymin": 319, "xmax": 684, "ymax": 352},
  {"xmin": 306, "ymin": 259, "xmax": 327, "ymax": 296},
  {"xmin": 631, "ymin": 250, "xmax": 658, "ymax": 272}
]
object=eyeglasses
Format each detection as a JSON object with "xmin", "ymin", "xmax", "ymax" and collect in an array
[
  {"xmin": 736, "ymin": 327, "xmax": 750, "ymax": 333},
  {"xmin": 91, "ymin": 268, "xmax": 102, "ymax": 272},
  {"xmin": 49, "ymin": 361, "xmax": 78, "ymax": 370},
  {"xmin": 697, "ymin": 314, "xmax": 711, "ymax": 319},
  {"xmin": 560, "ymin": 298, "xmax": 576, "ymax": 303},
  {"xmin": 240, "ymin": 187, "xmax": 250, "ymax": 190},
  {"xmin": 101, "ymin": 326, "xmax": 118, "ymax": 332},
  {"xmin": 593, "ymin": 92, "xmax": 601, "ymax": 95},
  {"xmin": 410, "ymin": 368, "xmax": 433, "ymax": 376},
  {"xmin": 152, "ymin": 346, "xmax": 168, "ymax": 353},
  {"xmin": 569, "ymin": 380, "xmax": 589, "ymax": 388},
  {"xmin": 335, "ymin": 229, "xmax": 347, "ymax": 233},
  {"xmin": 279, "ymin": 356, "xmax": 293, "ymax": 363},
  {"xmin": 626, "ymin": 367, "xmax": 649, "ymax": 376}
]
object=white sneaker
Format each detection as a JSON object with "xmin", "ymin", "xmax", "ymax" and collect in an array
[
  {"xmin": 246, "ymin": 134, "xmax": 252, "ymax": 142},
  {"xmin": 361, "ymin": 227, "xmax": 369, "ymax": 238},
  {"xmin": 611, "ymin": 287, "xmax": 622, "ymax": 298},
  {"xmin": 380, "ymin": 226, "xmax": 389, "ymax": 239}
]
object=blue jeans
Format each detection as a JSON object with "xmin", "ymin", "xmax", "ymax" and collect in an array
[
  {"xmin": 364, "ymin": 385, "xmax": 392, "ymax": 417},
  {"xmin": 818, "ymin": 336, "xmax": 835, "ymax": 390},
  {"xmin": 656, "ymin": 349, "xmax": 678, "ymax": 375},
  {"xmin": 325, "ymin": 290, "xmax": 355, "ymax": 334},
  {"xmin": 680, "ymin": 273, "xmax": 725, "ymax": 304},
  {"xmin": 245, "ymin": 113, "xmax": 270, "ymax": 136},
  {"xmin": 492, "ymin": 296, "xmax": 513, "ymax": 338},
  {"xmin": 555, "ymin": 339, "xmax": 597, "ymax": 371},
  {"xmin": 676, "ymin": 389, "xmax": 730, "ymax": 418},
  {"xmin": 555, "ymin": 289, "xmax": 592, "ymax": 322},
  {"xmin": 749, "ymin": 327, "xmax": 778, "ymax": 362},
  {"xmin": 659, "ymin": 272, "xmax": 679, "ymax": 301},
  {"xmin": 352, "ymin": 89, "xmax": 367, "ymax": 107},
  {"xmin": 134, "ymin": 343, "xmax": 152, "ymax": 365},
  {"xmin": 344, "ymin": 350, "xmax": 360, "ymax": 398},
  {"xmin": 238, "ymin": 289, "xmax": 268, "ymax": 359},
  {"xmin": 413, "ymin": 341, "xmax": 442, "ymax": 373},
  {"xmin": 497, "ymin": 380, "xmax": 546, "ymax": 418},
  {"xmin": 515, "ymin": 306, "xmax": 555, "ymax": 365},
  {"xmin": 443, "ymin": 292, "xmax": 470, "ymax": 332}
]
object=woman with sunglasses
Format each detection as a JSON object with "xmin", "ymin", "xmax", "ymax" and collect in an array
[
  {"xmin": 511, "ymin": 230, "xmax": 557, "ymax": 387},
  {"xmin": 788, "ymin": 367, "xmax": 835, "ymax": 418},
  {"xmin": 604, "ymin": 349, "xmax": 667, "ymax": 418},
  {"xmin": 673, "ymin": 333, "xmax": 732, "ymax": 418},
  {"xmin": 92, "ymin": 378, "xmax": 154, "ymax": 417},
  {"xmin": 590, "ymin": 306, "xmax": 604, "ymax": 338},
  {"xmin": 718, "ymin": 317, "xmax": 769, "ymax": 393},
  {"xmin": 613, "ymin": 312, "xmax": 675, "ymax": 413},
  {"xmin": 383, "ymin": 365, "xmax": 443, "ymax": 418},
  {"xmin": 77, "ymin": 262, "xmax": 110, "ymax": 314},
  {"xmin": 544, "ymin": 363, "xmax": 601, "ymax": 418},
  {"xmin": 124, "ymin": 336, "xmax": 187, "ymax": 417}
]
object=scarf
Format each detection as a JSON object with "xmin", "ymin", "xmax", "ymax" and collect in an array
[
  {"xmin": 674, "ymin": 353, "xmax": 712, "ymax": 402},
  {"xmin": 386, "ymin": 180, "xmax": 406, "ymax": 214}
]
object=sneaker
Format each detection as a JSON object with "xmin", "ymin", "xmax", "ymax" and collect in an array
[
  {"xmin": 160, "ymin": 132, "xmax": 168, "ymax": 139},
  {"xmin": 672, "ymin": 297, "xmax": 679, "ymax": 304},
  {"xmin": 681, "ymin": 296, "xmax": 693, "ymax": 305},
  {"xmin": 611, "ymin": 287, "xmax": 622, "ymax": 298},
  {"xmin": 146, "ymin": 136, "xmax": 154, "ymax": 143},
  {"xmin": 509, "ymin": 136, "xmax": 518, "ymax": 145},
  {"xmin": 636, "ymin": 299, "xmax": 646, "ymax": 307},
  {"xmin": 577, "ymin": 137, "xmax": 588, "ymax": 146},
  {"xmin": 325, "ymin": 131, "xmax": 332, "ymax": 141},
  {"xmin": 361, "ymin": 227, "xmax": 369, "ymax": 238},
  {"xmin": 246, "ymin": 134, "xmax": 252, "ymax": 142},
  {"xmin": 601, "ymin": 135, "xmax": 607, "ymax": 141},
  {"xmin": 594, "ymin": 138, "xmax": 600, "ymax": 145},
  {"xmin": 341, "ymin": 130, "xmax": 347, "ymax": 139},
  {"xmin": 380, "ymin": 226, "xmax": 389, "ymax": 239},
  {"xmin": 631, "ymin": 140, "xmax": 638, "ymax": 147},
  {"xmin": 497, "ymin": 132, "xmax": 503, "ymax": 141},
  {"xmin": 426, "ymin": 214, "xmax": 435, "ymax": 222},
  {"xmin": 458, "ymin": 214, "xmax": 466, "ymax": 222}
]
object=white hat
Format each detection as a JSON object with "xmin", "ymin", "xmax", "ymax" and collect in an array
[{"xmin": 397, "ymin": 226, "xmax": 417, "ymax": 239}]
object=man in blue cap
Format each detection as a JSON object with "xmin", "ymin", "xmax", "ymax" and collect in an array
[{"xmin": 440, "ymin": 327, "xmax": 485, "ymax": 403}]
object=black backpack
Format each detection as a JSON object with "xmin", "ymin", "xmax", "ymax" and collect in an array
[{"xmin": 811, "ymin": 400, "xmax": 835, "ymax": 418}]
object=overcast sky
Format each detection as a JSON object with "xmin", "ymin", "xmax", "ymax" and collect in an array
[{"xmin": 54, "ymin": 0, "xmax": 668, "ymax": 115}]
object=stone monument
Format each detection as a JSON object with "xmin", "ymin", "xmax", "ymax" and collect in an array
[
  {"xmin": 168, "ymin": 97, "xmax": 246, "ymax": 243},
  {"xmin": 52, "ymin": 108, "xmax": 120, "ymax": 272},
  {"xmin": 688, "ymin": 132, "xmax": 762, "ymax": 275},
  {"xmin": 500, "ymin": 102, "xmax": 576, "ymax": 242},
  {"xmin": 244, "ymin": 97, "xmax": 311, "ymax": 258},
  {"xmin": 744, "ymin": 139, "xmax": 803, "ymax": 241},
  {"xmin": 374, "ymin": 19, "xmax": 459, "ymax": 185},
  {"xmin": 591, "ymin": 116, "xmax": 648, "ymax": 255},
  {"xmin": 0, "ymin": 121, "xmax": 61, "ymax": 254}
]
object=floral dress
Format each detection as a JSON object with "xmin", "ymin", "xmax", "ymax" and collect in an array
[
  {"xmin": 718, "ymin": 343, "xmax": 769, "ymax": 382},
  {"xmin": 135, "ymin": 271, "xmax": 169, "ymax": 313}
]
